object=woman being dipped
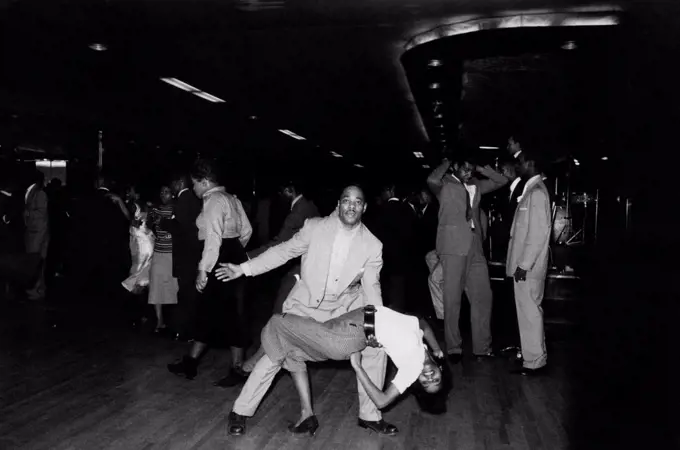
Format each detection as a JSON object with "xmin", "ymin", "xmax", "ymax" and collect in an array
[{"xmin": 167, "ymin": 159, "xmax": 252, "ymax": 384}]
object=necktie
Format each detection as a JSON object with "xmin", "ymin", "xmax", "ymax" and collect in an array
[{"xmin": 464, "ymin": 187, "xmax": 472, "ymax": 222}]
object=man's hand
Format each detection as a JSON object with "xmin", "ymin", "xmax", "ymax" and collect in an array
[
  {"xmin": 513, "ymin": 266, "xmax": 527, "ymax": 282},
  {"xmin": 196, "ymin": 270, "xmax": 208, "ymax": 292},
  {"xmin": 475, "ymin": 164, "xmax": 493, "ymax": 176},
  {"xmin": 350, "ymin": 352, "xmax": 362, "ymax": 368},
  {"xmin": 215, "ymin": 263, "xmax": 244, "ymax": 282},
  {"xmin": 432, "ymin": 349, "xmax": 445, "ymax": 359}
]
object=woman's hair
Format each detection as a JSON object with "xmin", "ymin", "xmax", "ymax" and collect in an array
[
  {"xmin": 410, "ymin": 355, "xmax": 453, "ymax": 415},
  {"xmin": 190, "ymin": 158, "xmax": 221, "ymax": 184}
]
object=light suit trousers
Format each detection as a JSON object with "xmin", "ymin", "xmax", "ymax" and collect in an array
[
  {"xmin": 513, "ymin": 277, "xmax": 548, "ymax": 369},
  {"xmin": 425, "ymin": 250, "xmax": 444, "ymax": 320},
  {"xmin": 232, "ymin": 345, "xmax": 386, "ymax": 420}
]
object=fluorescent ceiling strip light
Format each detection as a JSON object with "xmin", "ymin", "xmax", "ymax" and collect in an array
[
  {"xmin": 160, "ymin": 78, "xmax": 199, "ymax": 92},
  {"xmin": 192, "ymin": 91, "xmax": 225, "ymax": 103},
  {"xmin": 160, "ymin": 77, "xmax": 225, "ymax": 103},
  {"xmin": 354, "ymin": 164, "xmax": 364, "ymax": 168},
  {"xmin": 479, "ymin": 146, "xmax": 499, "ymax": 150},
  {"xmin": 413, "ymin": 151, "xmax": 424, "ymax": 158},
  {"xmin": 278, "ymin": 129, "xmax": 306, "ymax": 140},
  {"xmin": 330, "ymin": 151, "xmax": 343, "ymax": 157}
]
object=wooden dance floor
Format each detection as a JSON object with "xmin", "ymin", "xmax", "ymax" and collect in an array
[{"xmin": 1, "ymin": 301, "xmax": 575, "ymax": 450}]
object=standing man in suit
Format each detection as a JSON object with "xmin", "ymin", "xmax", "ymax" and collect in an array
[
  {"xmin": 23, "ymin": 169, "xmax": 49, "ymax": 301},
  {"xmin": 161, "ymin": 173, "xmax": 202, "ymax": 342},
  {"xmin": 507, "ymin": 150, "xmax": 551, "ymax": 375},
  {"xmin": 372, "ymin": 183, "xmax": 417, "ymax": 312},
  {"xmin": 427, "ymin": 153, "xmax": 508, "ymax": 362},
  {"xmin": 216, "ymin": 185, "xmax": 397, "ymax": 437},
  {"xmin": 224, "ymin": 180, "xmax": 320, "ymax": 378}
]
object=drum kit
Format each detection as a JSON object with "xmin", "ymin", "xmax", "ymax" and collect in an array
[{"xmin": 552, "ymin": 190, "xmax": 599, "ymax": 246}]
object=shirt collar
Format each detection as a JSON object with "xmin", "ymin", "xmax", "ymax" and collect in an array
[
  {"xmin": 513, "ymin": 150, "xmax": 522, "ymax": 159},
  {"xmin": 98, "ymin": 186, "xmax": 109, "ymax": 191},
  {"xmin": 291, "ymin": 194, "xmax": 303, "ymax": 210},
  {"xmin": 202, "ymin": 186, "xmax": 225, "ymax": 198},
  {"xmin": 335, "ymin": 215, "xmax": 361, "ymax": 236},
  {"xmin": 178, "ymin": 188, "xmax": 189, "ymax": 197},
  {"xmin": 509, "ymin": 177, "xmax": 521, "ymax": 194},
  {"xmin": 387, "ymin": 197, "xmax": 400, "ymax": 202}
]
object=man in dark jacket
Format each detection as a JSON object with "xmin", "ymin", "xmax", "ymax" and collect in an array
[{"xmin": 161, "ymin": 173, "xmax": 202, "ymax": 341}]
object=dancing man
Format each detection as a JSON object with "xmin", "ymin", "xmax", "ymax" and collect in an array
[{"xmin": 215, "ymin": 185, "xmax": 398, "ymax": 436}]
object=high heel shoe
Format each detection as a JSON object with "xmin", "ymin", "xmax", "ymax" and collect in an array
[{"xmin": 288, "ymin": 415, "xmax": 319, "ymax": 436}]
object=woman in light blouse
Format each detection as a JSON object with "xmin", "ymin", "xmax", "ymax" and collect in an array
[{"xmin": 167, "ymin": 159, "xmax": 253, "ymax": 384}]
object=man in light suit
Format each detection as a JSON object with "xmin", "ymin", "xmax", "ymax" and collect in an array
[
  {"xmin": 507, "ymin": 150, "xmax": 551, "ymax": 375},
  {"xmin": 427, "ymin": 153, "xmax": 508, "ymax": 362},
  {"xmin": 216, "ymin": 185, "xmax": 397, "ymax": 437},
  {"xmin": 24, "ymin": 169, "xmax": 49, "ymax": 301}
]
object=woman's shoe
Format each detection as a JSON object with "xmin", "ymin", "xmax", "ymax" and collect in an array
[{"xmin": 288, "ymin": 415, "xmax": 319, "ymax": 436}]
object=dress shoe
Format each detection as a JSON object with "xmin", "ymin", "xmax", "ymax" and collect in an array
[
  {"xmin": 474, "ymin": 351, "xmax": 496, "ymax": 360},
  {"xmin": 214, "ymin": 367, "xmax": 248, "ymax": 388},
  {"xmin": 228, "ymin": 411, "xmax": 246, "ymax": 436},
  {"xmin": 167, "ymin": 355, "xmax": 198, "ymax": 380},
  {"xmin": 447, "ymin": 353, "xmax": 464, "ymax": 364},
  {"xmin": 357, "ymin": 419, "xmax": 398, "ymax": 435},
  {"xmin": 510, "ymin": 366, "xmax": 547, "ymax": 376},
  {"xmin": 288, "ymin": 415, "xmax": 319, "ymax": 436}
]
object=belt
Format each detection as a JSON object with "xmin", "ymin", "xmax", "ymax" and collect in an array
[{"xmin": 363, "ymin": 305, "xmax": 377, "ymax": 343}]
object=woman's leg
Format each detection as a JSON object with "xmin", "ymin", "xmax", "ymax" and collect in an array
[
  {"xmin": 154, "ymin": 304, "xmax": 165, "ymax": 329},
  {"xmin": 290, "ymin": 369, "xmax": 314, "ymax": 426}
]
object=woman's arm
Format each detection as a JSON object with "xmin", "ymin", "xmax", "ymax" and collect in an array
[
  {"xmin": 350, "ymin": 353, "xmax": 401, "ymax": 409},
  {"xmin": 418, "ymin": 318, "xmax": 444, "ymax": 358}
]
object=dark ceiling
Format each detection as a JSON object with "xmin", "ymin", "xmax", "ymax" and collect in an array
[{"xmin": 0, "ymin": 0, "xmax": 678, "ymax": 185}]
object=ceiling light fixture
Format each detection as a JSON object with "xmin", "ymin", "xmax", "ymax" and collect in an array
[
  {"xmin": 354, "ymin": 164, "xmax": 364, "ymax": 168},
  {"xmin": 413, "ymin": 152, "xmax": 424, "ymax": 158},
  {"xmin": 429, "ymin": 83, "xmax": 441, "ymax": 89},
  {"xmin": 330, "ymin": 151, "xmax": 343, "ymax": 158},
  {"xmin": 428, "ymin": 59, "xmax": 443, "ymax": 67},
  {"xmin": 422, "ymin": 164, "xmax": 431, "ymax": 169},
  {"xmin": 193, "ymin": 91, "xmax": 226, "ymax": 103},
  {"xmin": 574, "ymin": 159, "xmax": 580, "ymax": 166},
  {"xmin": 562, "ymin": 40, "xmax": 577, "ymax": 50},
  {"xmin": 601, "ymin": 156, "xmax": 608, "ymax": 160},
  {"xmin": 278, "ymin": 129, "xmax": 306, "ymax": 140},
  {"xmin": 479, "ymin": 146, "xmax": 499, "ymax": 150},
  {"xmin": 88, "ymin": 43, "xmax": 108, "ymax": 51},
  {"xmin": 160, "ymin": 77, "xmax": 225, "ymax": 103}
]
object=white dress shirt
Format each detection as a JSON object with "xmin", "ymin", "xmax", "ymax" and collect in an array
[
  {"xmin": 290, "ymin": 194, "xmax": 303, "ymax": 210},
  {"xmin": 451, "ymin": 174, "xmax": 475, "ymax": 228},
  {"xmin": 25, "ymin": 183, "xmax": 37, "ymax": 203},
  {"xmin": 509, "ymin": 177, "xmax": 521, "ymax": 200},
  {"xmin": 324, "ymin": 221, "xmax": 359, "ymax": 298},
  {"xmin": 375, "ymin": 306, "xmax": 426, "ymax": 393}
]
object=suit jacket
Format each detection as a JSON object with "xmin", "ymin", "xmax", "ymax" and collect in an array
[
  {"xmin": 249, "ymin": 195, "xmax": 319, "ymax": 258},
  {"xmin": 24, "ymin": 184, "xmax": 49, "ymax": 256},
  {"xmin": 372, "ymin": 199, "xmax": 417, "ymax": 274},
  {"xmin": 244, "ymin": 215, "xmax": 384, "ymax": 320},
  {"xmin": 419, "ymin": 200, "xmax": 439, "ymax": 254},
  {"xmin": 427, "ymin": 162, "xmax": 507, "ymax": 256},
  {"xmin": 506, "ymin": 177, "xmax": 551, "ymax": 279},
  {"xmin": 505, "ymin": 178, "xmax": 527, "ymax": 226},
  {"xmin": 161, "ymin": 189, "xmax": 202, "ymax": 278}
]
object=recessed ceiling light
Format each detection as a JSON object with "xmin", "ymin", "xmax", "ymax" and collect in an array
[
  {"xmin": 330, "ymin": 151, "xmax": 343, "ymax": 158},
  {"xmin": 89, "ymin": 43, "xmax": 108, "ymax": 51},
  {"xmin": 562, "ymin": 40, "xmax": 577, "ymax": 50},
  {"xmin": 479, "ymin": 146, "xmax": 499, "ymax": 150},
  {"xmin": 601, "ymin": 156, "xmax": 608, "ymax": 160},
  {"xmin": 413, "ymin": 152, "xmax": 424, "ymax": 158},
  {"xmin": 354, "ymin": 164, "xmax": 364, "ymax": 168},
  {"xmin": 428, "ymin": 59, "xmax": 443, "ymax": 67},
  {"xmin": 422, "ymin": 164, "xmax": 431, "ymax": 169},
  {"xmin": 429, "ymin": 83, "xmax": 441, "ymax": 89}
]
